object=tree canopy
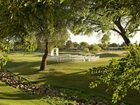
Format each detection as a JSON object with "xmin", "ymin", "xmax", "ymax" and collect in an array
[
  {"xmin": 69, "ymin": 0, "xmax": 140, "ymax": 45},
  {"xmin": 0, "ymin": 0, "xmax": 72, "ymax": 70}
]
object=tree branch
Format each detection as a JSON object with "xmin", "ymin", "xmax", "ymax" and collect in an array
[
  {"xmin": 114, "ymin": 16, "xmax": 126, "ymax": 35},
  {"xmin": 112, "ymin": 28, "xmax": 121, "ymax": 35},
  {"xmin": 135, "ymin": 29, "xmax": 140, "ymax": 31},
  {"xmin": 124, "ymin": 18, "xmax": 132, "ymax": 30}
]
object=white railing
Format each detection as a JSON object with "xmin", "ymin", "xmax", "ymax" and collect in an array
[{"xmin": 48, "ymin": 55, "xmax": 100, "ymax": 62}]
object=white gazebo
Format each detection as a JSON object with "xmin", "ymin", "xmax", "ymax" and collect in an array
[{"xmin": 50, "ymin": 48, "xmax": 59, "ymax": 56}]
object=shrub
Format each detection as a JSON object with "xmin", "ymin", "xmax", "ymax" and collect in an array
[
  {"xmin": 0, "ymin": 54, "xmax": 8, "ymax": 69},
  {"xmin": 42, "ymin": 96, "xmax": 76, "ymax": 105},
  {"xmin": 89, "ymin": 44, "xmax": 102, "ymax": 54},
  {"xmin": 89, "ymin": 45, "xmax": 140, "ymax": 103},
  {"xmin": 83, "ymin": 47, "xmax": 89, "ymax": 53}
]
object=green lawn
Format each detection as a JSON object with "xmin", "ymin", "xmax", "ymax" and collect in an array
[
  {"xmin": 0, "ymin": 82, "xmax": 50, "ymax": 105},
  {"xmin": 0, "ymin": 52, "xmax": 140, "ymax": 105},
  {"xmin": 4, "ymin": 52, "xmax": 110, "ymax": 89}
]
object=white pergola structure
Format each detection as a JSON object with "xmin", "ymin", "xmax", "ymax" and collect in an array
[{"xmin": 50, "ymin": 48, "xmax": 59, "ymax": 56}]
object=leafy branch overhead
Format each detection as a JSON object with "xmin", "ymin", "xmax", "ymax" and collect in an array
[
  {"xmin": 89, "ymin": 45, "xmax": 140, "ymax": 103},
  {"xmin": 69, "ymin": 0, "xmax": 140, "ymax": 45},
  {"xmin": 0, "ymin": 0, "xmax": 72, "ymax": 70}
]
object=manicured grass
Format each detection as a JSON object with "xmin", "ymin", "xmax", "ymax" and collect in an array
[
  {"xmin": 1, "ymin": 52, "xmax": 140, "ymax": 105},
  {"xmin": 4, "ymin": 52, "xmax": 110, "ymax": 88},
  {"xmin": 0, "ymin": 82, "xmax": 49, "ymax": 105}
]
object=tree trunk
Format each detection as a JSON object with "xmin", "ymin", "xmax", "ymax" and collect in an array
[
  {"xmin": 113, "ymin": 17, "xmax": 131, "ymax": 46},
  {"xmin": 39, "ymin": 40, "xmax": 48, "ymax": 71},
  {"xmin": 36, "ymin": 37, "xmax": 42, "ymax": 51},
  {"xmin": 120, "ymin": 33, "xmax": 131, "ymax": 46}
]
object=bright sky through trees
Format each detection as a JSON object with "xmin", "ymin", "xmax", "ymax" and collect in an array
[{"xmin": 68, "ymin": 30, "xmax": 140, "ymax": 45}]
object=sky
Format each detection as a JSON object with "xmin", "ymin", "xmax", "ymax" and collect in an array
[{"xmin": 68, "ymin": 30, "xmax": 140, "ymax": 45}]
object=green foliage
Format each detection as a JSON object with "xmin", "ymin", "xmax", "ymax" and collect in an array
[
  {"xmin": 73, "ymin": 42, "xmax": 79, "ymax": 49},
  {"xmin": 0, "ymin": 40, "xmax": 10, "ymax": 53},
  {"xmin": 89, "ymin": 44, "xmax": 102, "ymax": 54},
  {"xmin": 0, "ymin": 0, "xmax": 70, "ymax": 52},
  {"xmin": 0, "ymin": 40, "xmax": 9, "ymax": 69},
  {"xmin": 42, "ymin": 96, "xmax": 76, "ymax": 105},
  {"xmin": 0, "ymin": 54, "xmax": 8, "ymax": 69},
  {"xmin": 100, "ymin": 34, "xmax": 110, "ymax": 50},
  {"xmin": 80, "ymin": 42, "xmax": 89, "ymax": 50},
  {"xmin": 69, "ymin": 0, "xmax": 140, "ymax": 45},
  {"xmin": 23, "ymin": 34, "xmax": 37, "ymax": 52},
  {"xmin": 83, "ymin": 47, "xmax": 89, "ymax": 53},
  {"xmin": 109, "ymin": 43, "xmax": 119, "ymax": 47},
  {"xmin": 60, "ymin": 0, "xmax": 65, "ymax": 4},
  {"xmin": 65, "ymin": 40, "xmax": 74, "ymax": 49},
  {"xmin": 89, "ymin": 45, "xmax": 140, "ymax": 103},
  {"xmin": 101, "ymin": 34, "xmax": 110, "ymax": 44},
  {"xmin": 13, "ymin": 35, "xmax": 37, "ymax": 52}
]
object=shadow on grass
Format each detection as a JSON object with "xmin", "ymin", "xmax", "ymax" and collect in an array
[
  {"xmin": 34, "ymin": 70, "xmax": 140, "ymax": 105},
  {"xmin": 0, "ymin": 92, "xmax": 40, "ymax": 100},
  {"xmin": 96, "ymin": 53, "xmax": 122, "ymax": 58},
  {"xmin": 34, "ymin": 70, "xmax": 107, "ymax": 94},
  {"xmin": 4, "ymin": 60, "xmax": 74, "ymax": 76},
  {"xmin": 0, "ymin": 82, "xmax": 42, "ymax": 101},
  {"xmin": 3, "ymin": 61, "xmax": 41, "ymax": 76},
  {"xmin": 3, "ymin": 60, "xmax": 107, "ymax": 94}
]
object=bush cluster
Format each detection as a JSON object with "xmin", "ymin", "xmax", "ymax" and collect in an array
[{"xmin": 89, "ymin": 45, "xmax": 140, "ymax": 103}]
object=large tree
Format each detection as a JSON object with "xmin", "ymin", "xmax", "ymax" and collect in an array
[
  {"xmin": 69, "ymin": 0, "xmax": 140, "ymax": 45},
  {"xmin": 0, "ymin": 0, "xmax": 71, "ymax": 70}
]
